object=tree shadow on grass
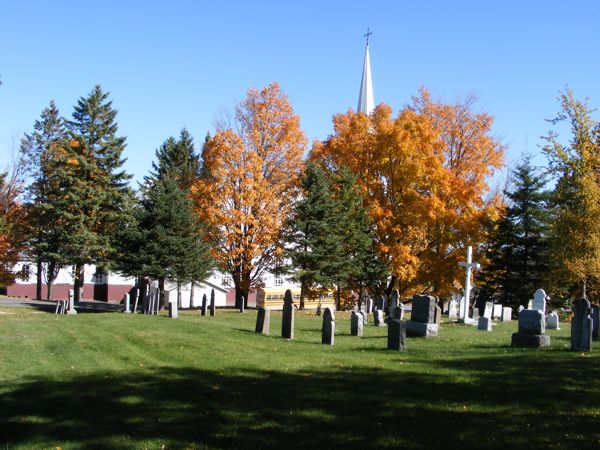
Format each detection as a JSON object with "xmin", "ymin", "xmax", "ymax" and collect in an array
[{"xmin": 1, "ymin": 354, "xmax": 599, "ymax": 450}]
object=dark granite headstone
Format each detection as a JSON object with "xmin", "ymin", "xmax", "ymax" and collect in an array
[
  {"xmin": 168, "ymin": 300, "xmax": 178, "ymax": 319},
  {"xmin": 390, "ymin": 305, "xmax": 403, "ymax": 320},
  {"xmin": 411, "ymin": 295, "xmax": 436, "ymax": 323},
  {"xmin": 377, "ymin": 295, "xmax": 386, "ymax": 312},
  {"xmin": 387, "ymin": 319, "xmax": 406, "ymax": 351},
  {"xmin": 201, "ymin": 294, "xmax": 208, "ymax": 316},
  {"xmin": 571, "ymin": 298, "xmax": 592, "ymax": 351},
  {"xmin": 281, "ymin": 289, "xmax": 294, "ymax": 339},
  {"xmin": 389, "ymin": 289, "xmax": 400, "ymax": 315},
  {"xmin": 255, "ymin": 307, "xmax": 270, "ymax": 335},
  {"xmin": 321, "ymin": 307, "xmax": 335, "ymax": 345},
  {"xmin": 316, "ymin": 304, "xmax": 322, "ymax": 317},
  {"xmin": 591, "ymin": 304, "xmax": 599, "ymax": 340},
  {"xmin": 350, "ymin": 311, "xmax": 363, "ymax": 336},
  {"xmin": 209, "ymin": 289, "xmax": 216, "ymax": 316}
]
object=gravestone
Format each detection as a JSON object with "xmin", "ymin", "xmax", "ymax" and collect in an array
[
  {"xmin": 502, "ymin": 307, "xmax": 512, "ymax": 322},
  {"xmin": 406, "ymin": 295, "xmax": 439, "ymax": 337},
  {"xmin": 360, "ymin": 310, "xmax": 368, "ymax": 325},
  {"xmin": 546, "ymin": 312, "xmax": 560, "ymax": 330},
  {"xmin": 434, "ymin": 305, "xmax": 442, "ymax": 324},
  {"xmin": 67, "ymin": 289, "xmax": 77, "ymax": 315},
  {"xmin": 493, "ymin": 304, "xmax": 503, "ymax": 320},
  {"xmin": 281, "ymin": 289, "xmax": 294, "ymax": 339},
  {"xmin": 448, "ymin": 298, "xmax": 459, "ymax": 319},
  {"xmin": 240, "ymin": 296, "xmax": 245, "ymax": 313},
  {"xmin": 511, "ymin": 310, "xmax": 551, "ymax": 348},
  {"xmin": 387, "ymin": 319, "xmax": 406, "ymax": 351},
  {"xmin": 255, "ymin": 307, "xmax": 270, "ymax": 335},
  {"xmin": 373, "ymin": 309, "xmax": 386, "ymax": 327},
  {"xmin": 478, "ymin": 316, "xmax": 492, "ymax": 331},
  {"xmin": 390, "ymin": 305, "xmax": 403, "ymax": 320},
  {"xmin": 532, "ymin": 289, "xmax": 547, "ymax": 315},
  {"xmin": 201, "ymin": 294, "xmax": 208, "ymax": 316},
  {"xmin": 389, "ymin": 289, "xmax": 400, "ymax": 315},
  {"xmin": 458, "ymin": 295, "xmax": 466, "ymax": 320},
  {"xmin": 366, "ymin": 298, "xmax": 374, "ymax": 314},
  {"xmin": 132, "ymin": 287, "xmax": 140, "ymax": 314},
  {"xmin": 209, "ymin": 289, "xmax": 216, "ymax": 316},
  {"xmin": 592, "ymin": 304, "xmax": 599, "ymax": 339},
  {"xmin": 458, "ymin": 246, "xmax": 480, "ymax": 323},
  {"xmin": 169, "ymin": 297, "xmax": 178, "ymax": 319},
  {"xmin": 123, "ymin": 293, "xmax": 131, "ymax": 314},
  {"xmin": 527, "ymin": 300, "xmax": 533, "ymax": 310},
  {"xmin": 483, "ymin": 302, "xmax": 493, "ymax": 319},
  {"xmin": 321, "ymin": 308, "xmax": 335, "ymax": 345},
  {"xmin": 351, "ymin": 311, "xmax": 363, "ymax": 336},
  {"xmin": 519, "ymin": 305, "xmax": 525, "ymax": 313},
  {"xmin": 377, "ymin": 295, "xmax": 387, "ymax": 312},
  {"xmin": 316, "ymin": 303, "xmax": 322, "ymax": 317},
  {"xmin": 472, "ymin": 307, "xmax": 480, "ymax": 320},
  {"xmin": 571, "ymin": 298, "xmax": 592, "ymax": 351}
]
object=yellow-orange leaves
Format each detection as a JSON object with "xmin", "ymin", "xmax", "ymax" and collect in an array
[
  {"xmin": 192, "ymin": 82, "xmax": 306, "ymax": 302},
  {"xmin": 312, "ymin": 91, "xmax": 504, "ymax": 296}
]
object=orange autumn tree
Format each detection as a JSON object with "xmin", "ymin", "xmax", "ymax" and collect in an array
[
  {"xmin": 311, "ymin": 90, "xmax": 504, "ymax": 296},
  {"xmin": 192, "ymin": 82, "xmax": 307, "ymax": 308}
]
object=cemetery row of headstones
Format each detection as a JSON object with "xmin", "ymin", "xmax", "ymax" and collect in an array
[
  {"xmin": 253, "ymin": 289, "xmax": 442, "ymax": 353},
  {"xmin": 122, "ymin": 286, "xmax": 217, "ymax": 318}
]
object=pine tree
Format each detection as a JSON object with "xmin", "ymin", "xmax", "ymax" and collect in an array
[
  {"xmin": 478, "ymin": 157, "xmax": 550, "ymax": 309},
  {"xmin": 69, "ymin": 86, "xmax": 134, "ymax": 299},
  {"xmin": 20, "ymin": 101, "xmax": 68, "ymax": 299}
]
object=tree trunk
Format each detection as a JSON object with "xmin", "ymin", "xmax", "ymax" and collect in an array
[
  {"xmin": 235, "ymin": 284, "xmax": 246, "ymax": 309},
  {"xmin": 46, "ymin": 261, "xmax": 59, "ymax": 300},
  {"xmin": 36, "ymin": 260, "xmax": 43, "ymax": 300},
  {"xmin": 47, "ymin": 281, "xmax": 54, "ymax": 301},
  {"xmin": 336, "ymin": 285, "xmax": 341, "ymax": 311},
  {"xmin": 74, "ymin": 263, "xmax": 84, "ymax": 302},
  {"xmin": 189, "ymin": 280, "xmax": 195, "ymax": 308},
  {"xmin": 299, "ymin": 282, "xmax": 306, "ymax": 310}
]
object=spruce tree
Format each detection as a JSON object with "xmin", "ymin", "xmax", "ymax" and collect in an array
[
  {"xmin": 146, "ymin": 128, "xmax": 200, "ymax": 191},
  {"xmin": 283, "ymin": 162, "xmax": 342, "ymax": 309},
  {"xmin": 69, "ymin": 86, "xmax": 134, "ymax": 299},
  {"xmin": 20, "ymin": 101, "xmax": 68, "ymax": 299},
  {"xmin": 479, "ymin": 157, "xmax": 550, "ymax": 308},
  {"xmin": 126, "ymin": 177, "xmax": 213, "ymax": 296},
  {"xmin": 332, "ymin": 167, "xmax": 388, "ymax": 304}
]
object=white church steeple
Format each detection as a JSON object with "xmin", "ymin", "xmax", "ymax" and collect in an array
[{"xmin": 357, "ymin": 29, "xmax": 374, "ymax": 115}]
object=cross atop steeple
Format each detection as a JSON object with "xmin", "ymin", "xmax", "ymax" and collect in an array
[{"xmin": 364, "ymin": 28, "xmax": 373, "ymax": 46}]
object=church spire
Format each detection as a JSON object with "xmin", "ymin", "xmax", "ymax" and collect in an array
[{"xmin": 357, "ymin": 29, "xmax": 374, "ymax": 115}]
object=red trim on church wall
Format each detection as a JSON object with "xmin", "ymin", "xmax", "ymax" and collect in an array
[{"xmin": 6, "ymin": 283, "xmax": 133, "ymax": 303}]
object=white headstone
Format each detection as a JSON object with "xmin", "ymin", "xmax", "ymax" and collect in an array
[
  {"xmin": 493, "ymin": 304, "xmax": 503, "ymax": 320},
  {"xmin": 448, "ymin": 298, "xmax": 459, "ymax": 319},
  {"xmin": 532, "ymin": 289, "xmax": 547, "ymax": 315},
  {"xmin": 502, "ymin": 306, "xmax": 512, "ymax": 322},
  {"xmin": 483, "ymin": 302, "xmax": 493, "ymax": 319},
  {"xmin": 546, "ymin": 312, "xmax": 560, "ymax": 330}
]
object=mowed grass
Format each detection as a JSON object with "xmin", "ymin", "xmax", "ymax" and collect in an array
[{"xmin": 0, "ymin": 307, "xmax": 599, "ymax": 450}]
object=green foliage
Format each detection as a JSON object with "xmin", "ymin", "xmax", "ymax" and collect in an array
[
  {"xmin": 478, "ymin": 157, "xmax": 550, "ymax": 309},
  {"xmin": 117, "ymin": 176, "xmax": 213, "ymax": 285},
  {"xmin": 146, "ymin": 128, "xmax": 200, "ymax": 191},
  {"xmin": 284, "ymin": 163, "xmax": 386, "ymax": 308},
  {"xmin": 543, "ymin": 89, "xmax": 600, "ymax": 300},
  {"xmin": 68, "ymin": 85, "xmax": 135, "ymax": 266}
]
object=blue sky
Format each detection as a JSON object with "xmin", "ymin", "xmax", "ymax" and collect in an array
[{"xmin": 1, "ymin": 0, "xmax": 599, "ymax": 186}]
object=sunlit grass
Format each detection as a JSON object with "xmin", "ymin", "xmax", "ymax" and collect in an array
[{"xmin": 0, "ymin": 306, "xmax": 598, "ymax": 449}]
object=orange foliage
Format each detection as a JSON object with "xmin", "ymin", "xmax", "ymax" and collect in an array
[
  {"xmin": 311, "ymin": 90, "xmax": 504, "ymax": 296},
  {"xmin": 192, "ymin": 82, "xmax": 306, "ymax": 301}
]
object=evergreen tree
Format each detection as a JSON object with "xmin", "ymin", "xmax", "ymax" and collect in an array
[
  {"xmin": 69, "ymin": 86, "xmax": 134, "ymax": 299},
  {"xmin": 283, "ymin": 162, "xmax": 342, "ymax": 308},
  {"xmin": 332, "ymin": 167, "xmax": 388, "ymax": 304},
  {"xmin": 478, "ymin": 157, "xmax": 550, "ymax": 308},
  {"xmin": 146, "ymin": 128, "xmax": 200, "ymax": 191},
  {"xmin": 118, "ymin": 177, "xmax": 213, "ymax": 297},
  {"xmin": 20, "ymin": 101, "xmax": 68, "ymax": 298}
]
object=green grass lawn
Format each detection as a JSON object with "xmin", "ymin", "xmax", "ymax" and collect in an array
[{"xmin": 0, "ymin": 307, "xmax": 598, "ymax": 450}]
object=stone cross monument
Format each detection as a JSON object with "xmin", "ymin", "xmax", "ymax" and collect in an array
[{"xmin": 458, "ymin": 246, "xmax": 480, "ymax": 323}]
